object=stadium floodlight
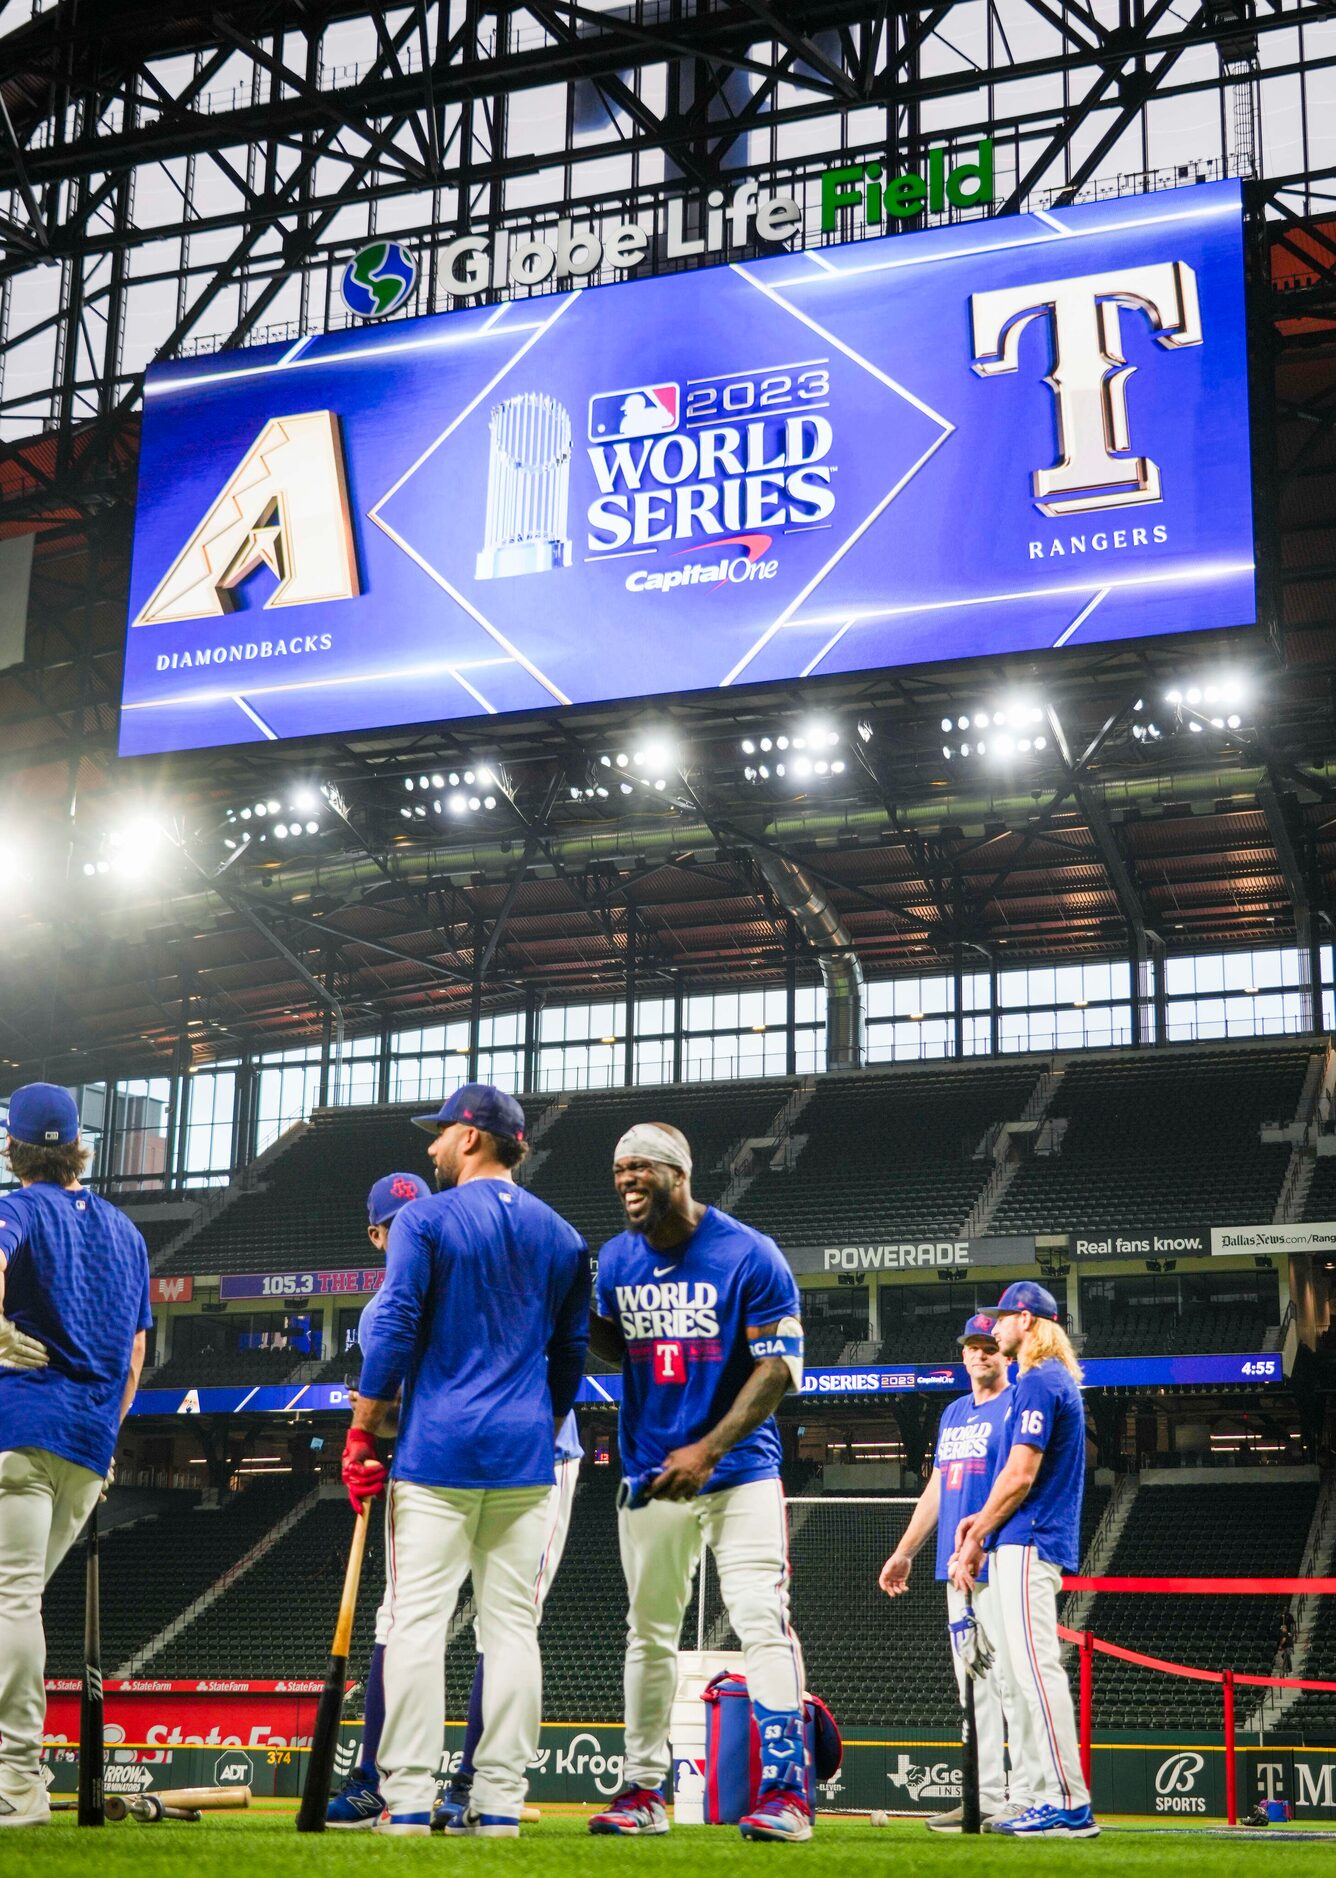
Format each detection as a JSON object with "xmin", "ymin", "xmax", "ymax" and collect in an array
[{"xmin": 292, "ymin": 787, "xmax": 319, "ymax": 812}]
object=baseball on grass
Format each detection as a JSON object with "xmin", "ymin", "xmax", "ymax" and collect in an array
[{"xmin": 869, "ymin": 1809, "xmax": 891, "ymax": 1828}]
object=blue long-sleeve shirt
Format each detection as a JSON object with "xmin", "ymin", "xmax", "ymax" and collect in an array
[{"xmin": 359, "ymin": 1177, "xmax": 589, "ymax": 1490}]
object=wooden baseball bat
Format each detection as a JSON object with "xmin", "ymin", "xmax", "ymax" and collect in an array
[
  {"xmin": 103, "ymin": 1795, "xmax": 128, "ymax": 1822},
  {"xmin": 521, "ymin": 1805, "xmax": 541, "ymax": 1822},
  {"xmin": 155, "ymin": 1786, "xmax": 252, "ymax": 1811},
  {"xmin": 78, "ymin": 1507, "xmax": 104, "ymax": 1828},
  {"xmin": 961, "ymin": 1651, "xmax": 981, "ymax": 1834},
  {"xmin": 296, "ymin": 1505, "xmax": 370, "ymax": 1833},
  {"xmin": 129, "ymin": 1796, "xmax": 203, "ymax": 1822}
]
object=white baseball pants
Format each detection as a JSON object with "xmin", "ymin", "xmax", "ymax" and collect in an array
[
  {"xmin": 0, "ymin": 1447, "xmax": 103, "ymax": 1794},
  {"xmin": 373, "ymin": 1454, "xmax": 578, "ymax": 1646},
  {"xmin": 946, "ymin": 1580, "xmax": 1021, "ymax": 1815},
  {"xmin": 377, "ymin": 1481, "xmax": 552, "ymax": 1820},
  {"xmin": 988, "ymin": 1545, "xmax": 1089, "ymax": 1813},
  {"xmin": 618, "ymin": 1477, "xmax": 805, "ymax": 1790}
]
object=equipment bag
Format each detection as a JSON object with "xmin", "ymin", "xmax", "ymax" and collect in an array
[{"xmin": 701, "ymin": 1673, "xmax": 842, "ymax": 1824}]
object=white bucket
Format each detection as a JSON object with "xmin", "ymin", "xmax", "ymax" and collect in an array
[{"xmin": 670, "ymin": 1649, "xmax": 745, "ymax": 1824}]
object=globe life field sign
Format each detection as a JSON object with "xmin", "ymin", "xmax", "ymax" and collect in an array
[{"xmin": 122, "ymin": 180, "xmax": 1254, "ymax": 755}]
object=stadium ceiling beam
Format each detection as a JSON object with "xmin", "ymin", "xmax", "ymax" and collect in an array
[
  {"xmin": 1046, "ymin": 703, "xmax": 1162, "ymax": 950},
  {"xmin": 523, "ymin": 2, "xmax": 722, "ymax": 192},
  {"xmin": 1000, "ymin": 0, "xmax": 1192, "ymax": 214},
  {"xmin": 207, "ymin": 16, "xmax": 437, "ymax": 187},
  {"xmin": 1257, "ymin": 781, "xmax": 1319, "ymax": 949},
  {"xmin": 735, "ymin": 0, "xmax": 861, "ymax": 100},
  {"xmin": 968, "ymin": 705, "xmax": 1132, "ymax": 911},
  {"xmin": 477, "ymin": 769, "xmax": 565, "ymax": 978},
  {"xmin": 5, "ymin": 0, "xmax": 1332, "ymax": 192},
  {"xmin": 545, "ymin": 0, "xmax": 855, "ymax": 100}
]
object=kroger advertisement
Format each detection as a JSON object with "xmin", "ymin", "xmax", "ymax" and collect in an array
[{"xmin": 122, "ymin": 181, "xmax": 1254, "ymax": 754}]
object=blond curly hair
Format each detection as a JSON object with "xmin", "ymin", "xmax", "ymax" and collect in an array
[{"xmin": 1018, "ymin": 1317, "xmax": 1084, "ymax": 1383}]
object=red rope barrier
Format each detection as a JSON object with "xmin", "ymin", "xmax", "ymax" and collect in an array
[
  {"xmin": 1061, "ymin": 1575, "xmax": 1336, "ymax": 1594},
  {"xmin": 1055, "ymin": 1622, "xmax": 1336, "ymax": 1690},
  {"xmin": 1056, "ymin": 1578, "xmax": 1336, "ymax": 1821}
]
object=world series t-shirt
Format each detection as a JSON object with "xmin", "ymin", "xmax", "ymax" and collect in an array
[
  {"xmin": 0, "ymin": 1183, "xmax": 152, "ymax": 1476},
  {"xmin": 932, "ymin": 1384, "xmax": 1012, "ymax": 1583},
  {"xmin": 596, "ymin": 1206, "xmax": 800, "ymax": 1495},
  {"xmin": 992, "ymin": 1357, "xmax": 1086, "ymax": 1571}
]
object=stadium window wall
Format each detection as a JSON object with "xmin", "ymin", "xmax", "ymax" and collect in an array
[
  {"xmin": 1163, "ymin": 946, "xmax": 1314, "ymax": 1041},
  {"xmin": 388, "ymin": 1021, "xmax": 472, "ymax": 1104},
  {"xmin": 254, "ymin": 1046, "xmax": 323, "ymax": 1156},
  {"xmin": 180, "ymin": 1063, "xmax": 238, "ymax": 1188},
  {"xmin": 61, "ymin": 942, "xmax": 1336, "ymax": 1196}
]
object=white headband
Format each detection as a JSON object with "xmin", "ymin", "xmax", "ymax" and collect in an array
[{"xmin": 614, "ymin": 1124, "xmax": 693, "ymax": 1175}]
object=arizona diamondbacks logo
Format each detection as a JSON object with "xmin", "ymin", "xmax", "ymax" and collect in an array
[{"xmin": 341, "ymin": 241, "xmax": 417, "ymax": 319}]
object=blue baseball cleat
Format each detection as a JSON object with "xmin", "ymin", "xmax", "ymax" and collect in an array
[
  {"xmin": 430, "ymin": 1779, "xmax": 473, "ymax": 1832},
  {"xmin": 325, "ymin": 1773, "xmax": 383, "ymax": 1829},
  {"xmin": 738, "ymin": 1793, "xmax": 814, "ymax": 1842},
  {"xmin": 990, "ymin": 1802, "xmax": 1100, "ymax": 1838},
  {"xmin": 587, "ymin": 1786, "xmax": 670, "ymax": 1835}
]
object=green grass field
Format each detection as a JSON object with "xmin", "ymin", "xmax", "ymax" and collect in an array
[{"xmin": 8, "ymin": 1810, "xmax": 1336, "ymax": 1877}]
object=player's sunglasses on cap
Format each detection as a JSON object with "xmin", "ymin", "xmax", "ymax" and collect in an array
[
  {"xmin": 5, "ymin": 1082, "xmax": 80, "ymax": 1146},
  {"xmin": 988, "ymin": 1279, "xmax": 1061, "ymax": 1321},
  {"xmin": 957, "ymin": 1311, "xmax": 1000, "ymax": 1346},
  {"xmin": 412, "ymin": 1082, "xmax": 526, "ymax": 1144},
  {"xmin": 367, "ymin": 1171, "xmax": 431, "ymax": 1225}
]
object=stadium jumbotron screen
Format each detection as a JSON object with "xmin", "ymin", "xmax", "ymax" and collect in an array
[{"xmin": 121, "ymin": 179, "xmax": 1254, "ymax": 756}]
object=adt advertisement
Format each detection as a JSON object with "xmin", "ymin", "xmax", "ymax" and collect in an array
[{"xmin": 122, "ymin": 180, "xmax": 1254, "ymax": 754}]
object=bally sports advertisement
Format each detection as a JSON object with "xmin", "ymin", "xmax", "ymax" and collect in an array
[{"xmin": 122, "ymin": 180, "xmax": 1254, "ymax": 755}]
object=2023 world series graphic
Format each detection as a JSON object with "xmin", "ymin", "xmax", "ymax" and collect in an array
[{"xmin": 123, "ymin": 180, "xmax": 1254, "ymax": 755}]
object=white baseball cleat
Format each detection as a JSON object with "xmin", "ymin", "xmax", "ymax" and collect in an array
[{"xmin": 0, "ymin": 1783, "xmax": 49, "ymax": 1828}]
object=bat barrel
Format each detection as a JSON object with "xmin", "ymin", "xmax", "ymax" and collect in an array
[
  {"xmin": 296, "ymin": 1506, "xmax": 370, "ymax": 1834},
  {"xmin": 77, "ymin": 1508, "xmax": 104, "ymax": 1828}
]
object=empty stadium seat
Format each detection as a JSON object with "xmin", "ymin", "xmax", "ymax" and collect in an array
[{"xmin": 992, "ymin": 1045, "xmax": 1310, "ymax": 1235}]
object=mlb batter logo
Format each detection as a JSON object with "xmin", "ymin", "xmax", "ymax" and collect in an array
[{"xmin": 588, "ymin": 383, "xmax": 680, "ymax": 442}]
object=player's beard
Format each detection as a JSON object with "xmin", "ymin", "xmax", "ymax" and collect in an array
[
  {"xmin": 623, "ymin": 1176, "xmax": 674, "ymax": 1237},
  {"xmin": 433, "ymin": 1145, "xmax": 462, "ymax": 1191}
]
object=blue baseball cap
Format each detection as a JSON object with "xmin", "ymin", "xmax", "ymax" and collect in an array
[
  {"xmin": 412, "ymin": 1083, "xmax": 526, "ymax": 1144},
  {"xmin": 958, "ymin": 1311, "xmax": 1000, "ymax": 1347},
  {"xmin": 367, "ymin": 1171, "xmax": 431, "ymax": 1225},
  {"xmin": 6, "ymin": 1083, "xmax": 80, "ymax": 1147},
  {"xmin": 990, "ymin": 1280, "xmax": 1061, "ymax": 1322}
]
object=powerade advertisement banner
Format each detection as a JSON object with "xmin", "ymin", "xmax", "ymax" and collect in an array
[{"xmin": 121, "ymin": 180, "xmax": 1254, "ymax": 754}]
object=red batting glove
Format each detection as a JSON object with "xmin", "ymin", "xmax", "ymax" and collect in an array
[{"xmin": 342, "ymin": 1427, "xmax": 387, "ymax": 1515}]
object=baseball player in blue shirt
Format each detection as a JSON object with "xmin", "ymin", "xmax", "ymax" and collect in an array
[
  {"xmin": 327, "ymin": 1170, "xmax": 431, "ymax": 1828},
  {"xmin": 951, "ymin": 1280, "xmax": 1098, "ymax": 1839},
  {"xmin": 328, "ymin": 1169, "xmax": 585, "ymax": 1831},
  {"xmin": 879, "ymin": 1310, "xmax": 1027, "ymax": 1830},
  {"xmin": 0, "ymin": 1084, "xmax": 152, "ymax": 1828},
  {"xmin": 588, "ymin": 1122, "xmax": 810, "ymax": 1844},
  {"xmin": 344, "ymin": 1087, "xmax": 589, "ymax": 1838}
]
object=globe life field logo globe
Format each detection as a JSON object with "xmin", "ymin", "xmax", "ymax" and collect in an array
[{"xmin": 341, "ymin": 241, "xmax": 417, "ymax": 318}]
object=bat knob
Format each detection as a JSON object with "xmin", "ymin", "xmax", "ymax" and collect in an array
[
  {"xmin": 103, "ymin": 1796, "xmax": 128, "ymax": 1822},
  {"xmin": 133, "ymin": 1794, "xmax": 166, "ymax": 1822}
]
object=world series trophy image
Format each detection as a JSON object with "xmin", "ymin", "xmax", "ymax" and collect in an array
[{"xmin": 475, "ymin": 391, "xmax": 574, "ymax": 580}]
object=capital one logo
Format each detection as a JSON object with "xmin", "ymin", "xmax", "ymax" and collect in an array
[{"xmin": 970, "ymin": 261, "xmax": 1202, "ymax": 516}]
